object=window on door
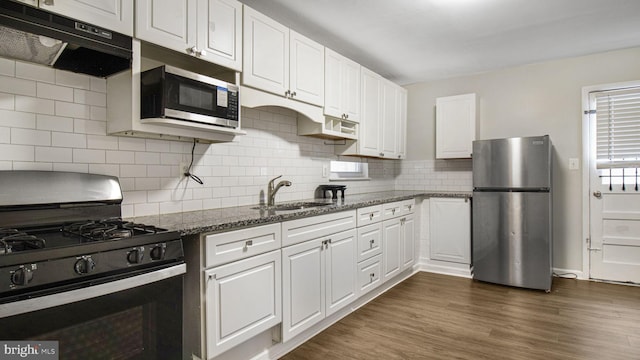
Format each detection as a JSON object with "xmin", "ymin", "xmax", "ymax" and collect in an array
[{"xmin": 590, "ymin": 86, "xmax": 640, "ymax": 191}]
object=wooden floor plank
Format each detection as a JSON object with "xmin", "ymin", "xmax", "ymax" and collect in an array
[{"xmin": 280, "ymin": 272, "xmax": 640, "ymax": 360}]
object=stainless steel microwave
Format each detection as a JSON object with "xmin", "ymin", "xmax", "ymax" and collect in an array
[{"xmin": 140, "ymin": 65, "xmax": 239, "ymax": 128}]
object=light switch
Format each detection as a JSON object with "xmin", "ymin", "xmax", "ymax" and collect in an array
[{"xmin": 569, "ymin": 158, "xmax": 580, "ymax": 170}]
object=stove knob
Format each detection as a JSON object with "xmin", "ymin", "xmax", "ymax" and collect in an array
[
  {"xmin": 127, "ymin": 248, "xmax": 144, "ymax": 264},
  {"xmin": 74, "ymin": 256, "xmax": 96, "ymax": 275},
  {"xmin": 150, "ymin": 245, "xmax": 166, "ymax": 261},
  {"xmin": 11, "ymin": 267, "xmax": 34, "ymax": 286}
]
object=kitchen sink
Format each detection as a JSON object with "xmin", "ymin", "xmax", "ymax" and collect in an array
[{"xmin": 252, "ymin": 201, "xmax": 333, "ymax": 211}]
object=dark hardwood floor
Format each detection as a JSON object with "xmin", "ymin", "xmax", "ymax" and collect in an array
[{"xmin": 280, "ymin": 272, "xmax": 640, "ymax": 360}]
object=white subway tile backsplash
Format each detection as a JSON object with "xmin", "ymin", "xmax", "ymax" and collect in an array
[
  {"xmin": 147, "ymin": 165, "xmax": 172, "ymax": 177},
  {"xmin": 90, "ymin": 78, "xmax": 107, "ymax": 93},
  {"xmin": 135, "ymin": 152, "xmax": 160, "ymax": 165},
  {"xmin": 182, "ymin": 200, "xmax": 203, "ymax": 212},
  {"xmin": 73, "ymin": 149, "xmax": 105, "ymax": 163},
  {"xmin": 87, "ymin": 135, "xmax": 118, "ymax": 150},
  {"xmin": 90, "ymin": 106, "xmax": 107, "ymax": 121},
  {"xmin": 36, "ymin": 114, "xmax": 74, "ymax": 132},
  {"xmin": 53, "ymin": 163, "xmax": 89, "ymax": 173},
  {"xmin": 118, "ymin": 137, "xmax": 146, "ymax": 151},
  {"xmin": 120, "ymin": 164, "xmax": 146, "ymax": 178},
  {"xmin": 74, "ymin": 89, "xmax": 106, "ymax": 106},
  {"xmin": 122, "ymin": 190, "xmax": 147, "ymax": 204},
  {"xmin": 0, "ymin": 93, "xmax": 14, "ymax": 110},
  {"xmin": 145, "ymin": 139, "xmax": 171, "ymax": 153},
  {"xmin": 148, "ymin": 190, "xmax": 173, "ymax": 203},
  {"xmin": 0, "ymin": 161, "xmax": 11, "ymax": 170},
  {"xmin": 119, "ymin": 178, "xmax": 135, "ymax": 191},
  {"xmin": 11, "ymin": 128, "xmax": 50, "ymax": 146},
  {"xmin": 135, "ymin": 177, "xmax": 160, "ymax": 191},
  {"xmin": 133, "ymin": 203, "xmax": 159, "ymax": 217},
  {"xmin": 106, "ymin": 150, "xmax": 135, "ymax": 164},
  {"xmin": 52, "ymin": 132, "xmax": 86, "ymax": 148},
  {"xmin": 89, "ymin": 164, "xmax": 120, "ymax": 177},
  {"xmin": 0, "ymin": 127, "xmax": 8, "ymax": 143},
  {"xmin": 0, "ymin": 58, "xmax": 15, "ymax": 76},
  {"xmin": 16, "ymin": 62, "xmax": 55, "ymax": 83},
  {"xmin": 37, "ymin": 83, "xmax": 74, "ymax": 102},
  {"xmin": 55, "ymin": 71, "xmax": 91, "ymax": 90},
  {"xmin": 35, "ymin": 146, "xmax": 71, "ymax": 162},
  {"xmin": 160, "ymin": 201, "xmax": 182, "ymax": 214},
  {"xmin": 1, "ymin": 144, "xmax": 34, "ymax": 161},
  {"xmin": 13, "ymin": 162, "xmax": 52, "ymax": 171},
  {"xmin": 74, "ymin": 119, "xmax": 106, "ymax": 135},
  {"xmin": 0, "ymin": 76, "xmax": 36, "ymax": 96},
  {"xmin": 55, "ymin": 101, "xmax": 91, "ymax": 119}
]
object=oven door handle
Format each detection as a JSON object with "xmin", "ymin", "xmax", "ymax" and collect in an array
[{"xmin": 0, "ymin": 263, "xmax": 186, "ymax": 319}]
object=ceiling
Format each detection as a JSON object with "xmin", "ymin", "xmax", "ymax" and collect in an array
[{"xmin": 237, "ymin": 0, "xmax": 640, "ymax": 85}]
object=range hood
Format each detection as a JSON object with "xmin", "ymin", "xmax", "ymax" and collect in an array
[{"xmin": 0, "ymin": 0, "xmax": 131, "ymax": 77}]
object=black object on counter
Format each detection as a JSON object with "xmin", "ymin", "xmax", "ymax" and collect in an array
[{"xmin": 317, "ymin": 185, "xmax": 346, "ymax": 200}]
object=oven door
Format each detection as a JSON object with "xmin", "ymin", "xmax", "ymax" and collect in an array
[{"xmin": 0, "ymin": 264, "xmax": 185, "ymax": 360}]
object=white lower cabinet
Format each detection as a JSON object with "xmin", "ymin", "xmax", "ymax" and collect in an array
[
  {"xmin": 282, "ymin": 228, "xmax": 357, "ymax": 342},
  {"xmin": 429, "ymin": 198, "xmax": 471, "ymax": 264},
  {"xmin": 356, "ymin": 253, "xmax": 382, "ymax": 296},
  {"xmin": 382, "ymin": 200, "xmax": 416, "ymax": 283},
  {"xmin": 204, "ymin": 250, "xmax": 281, "ymax": 359}
]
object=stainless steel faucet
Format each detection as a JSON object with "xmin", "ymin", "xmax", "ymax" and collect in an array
[{"xmin": 267, "ymin": 175, "xmax": 292, "ymax": 206}]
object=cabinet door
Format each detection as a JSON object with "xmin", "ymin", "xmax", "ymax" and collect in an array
[
  {"xmin": 282, "ymin": 238, "xmax": 325, "ymax": 342},
  {"xmin": 342, "ymin": 55, "xmax": 361, "ymax": 122},
  {"xmin": 436, "ymin": 93, "xmax": 476, "ymax": 159},
  {"xmin": 324, "ymin": 48, "xmax": 360, "ymax": 121},
  {"xmin": 243, "ymin": 6, "xmax": 289, "ymax": 96},
  {"xmin": 325, "ymin": 229, "xmax": 357, "ymax": 317},
  {"xmin": 324, "ymin": 48, "xmax": 343, "ymax": 118},
  {"xmin": 359, "ymin": 67, "xmax": 382, "ymax": 157},
  {"xmin": 401, "ymin": 214, "xmax": 415, "ymax": 271},
  {"xmin": 429, "ymin": 198, "xmax": 471, "ymax": 264},
  {"xmin": 41, "ymin": 0, "xmax": 133, "ymax": 36},
  {"xmin": 381, "ymin": 79, "xmax": 398, "ymax": 159},
  {"xmin": 382, "ymin": 218, "xmax": 402, "ymax": 282},
  {"xmin": 197, "ymin": 0, "xmax": 242, "ymax": 71},
  {"xmin": 290, "ymin": 30, "xmax": 324, "ymax": 106},
  {"xmin": 136, "ymin": 0, "xmax": 196, "ymax": 54},
  {"xmin": 204, "ymin": 250, "xmax": 281, "ymax": 359}
]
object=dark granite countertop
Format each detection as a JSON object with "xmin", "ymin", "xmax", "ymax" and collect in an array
[{"xmin": 130, "ymin": 190, "xmax": 471, "ymax": 236}]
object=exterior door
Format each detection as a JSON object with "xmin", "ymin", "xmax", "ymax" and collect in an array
[{"xmin": 588, "ymin": 89, "xmax": 640, "ymax": 283}]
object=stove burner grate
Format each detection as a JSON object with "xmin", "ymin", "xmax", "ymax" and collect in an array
[
  {"xmin": 0, "ymin": 228, "xmax": 47, "ymax": 254},
  {"xmin": 64, "ymin": 218, "xmax": 160, "ymax": 242}
]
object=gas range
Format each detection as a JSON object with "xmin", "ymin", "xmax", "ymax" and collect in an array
[{"xmin": 0, "ymin": 171, "xmax": 184, "ymax": 305}]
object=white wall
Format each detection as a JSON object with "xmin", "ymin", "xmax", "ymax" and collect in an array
[
  {"xmin": 0, "ymin": 57, "xmax": 397, "ymax": 218},
  {"xmin": 404, "ymin": 46, "xmax": 640, "ymax": 272}
]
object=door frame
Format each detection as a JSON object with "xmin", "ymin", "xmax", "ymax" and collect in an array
[{"xmin": 581, "ymin": 80, "xmax": 640, "ymax": 280}]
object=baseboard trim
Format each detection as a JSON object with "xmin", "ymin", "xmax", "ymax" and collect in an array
[{"xmin": 418, "ymin": 258, "xmax": 472, "ymax": 278}]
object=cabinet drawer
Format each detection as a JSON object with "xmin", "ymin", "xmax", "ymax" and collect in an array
[
  {"xmin": 401, "ymin": 198, "xmax": 415, "ymax": 215},
  {"xmin": 356, "ymin": 223, "xmax": 382, "ymax": 262},
  {"xmin": 382, "ymin": 201, "xmax": 402, "ymax": 220},
  {"xmin": 204, "ymin": 250, "xmax": 281, "ymax": 358},
  {"xmin": 282, "ymin": 210, "xmax": 356, "ymax": 247},
  {"xmin": 205, "ymin": 223, "xmax": 281, "ymax": 268},
  {"xmin": 356, "ymin": 205, "xmax": 382, "ymax": 226},
  {"xmin": 357, "ymin": 254, "xmax": 382, "ymax": 297}
]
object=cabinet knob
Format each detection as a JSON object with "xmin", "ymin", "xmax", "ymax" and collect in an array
[
  {"xmin": 43, "ymin": 0, "xmax": 54, "ymax": 5},
  {"xmin": 197, "ymin": 49, "xmax": 206, "ymax": 57},
  {"xmin": 285, "ymin": 90, "xmax": 291, "ymax": 97},
  {"xmin": 186, "ymin": 46, "xmax": 198, "ymax": 55},
  {"xmin": 379, "ymin": 152, "xmax": 384, "ymax": 157},
  {"xmin": 291, "ymin": 91, "xmax": 297, "ymax": 97},
  {"xmin": 345, "ymin": 114, "xmax": 349, "ymax": 119}
]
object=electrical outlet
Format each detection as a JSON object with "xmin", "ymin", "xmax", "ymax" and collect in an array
[
  {"xmin": 569, "ymin": 158, "xmax": 580, "ymax": 170},
  {"xmin": 322, "ymin": 164, "xmax": 328, "ymax": 178},
  {"xmin": 179, "ymin": 162, "xmax": 189, "ymax": 175}
]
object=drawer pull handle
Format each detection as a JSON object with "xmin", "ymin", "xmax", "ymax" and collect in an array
[
  {"xmin": 369, "ymin": 273, "xmax": 375, "ymax": 283},
  {"xmin": 245, "ymin": 240, "xmax": 253, "ymax": 249},
  {"xmin": 392, "ymin": 208, "xmax": 396, "ymax": 215},
  {"xmin": 369, "ymin": 213, "xmax": 374, "ymax": 220},
  {"xmin": 408, "ymin": 205, "xmax": 412, "ymax": 210},
  {"xmin": 369, "ymin": 239, "xmax": 375, "ymax": 248}
]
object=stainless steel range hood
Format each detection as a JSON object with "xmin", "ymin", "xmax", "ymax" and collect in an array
[{"xmin": 0, "ymin": 0, "xmax": 132, "ymax": 77}]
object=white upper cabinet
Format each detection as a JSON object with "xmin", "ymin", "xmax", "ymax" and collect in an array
[
  {"xmin": 39, "ymin": 0, "xmax": 133, "ymax": 36},
  {"xmin": 243, "ymin": 6, "xmax": 324, "ymax": 106},
  {"xmin": 337, "ymin": 67, "xmax": 407, "ymax": 159},
  {"xmin": 197, "ymin": 0, "xmax": 243, "ymax": 71},
  {"xmin": 436, "ymin": 93, "xmax": 477, "ymax": 159},
  {"xmin": 358, "ymin": 67, "xmax": 383, "ymax": 157},
  {"xmin": 136, "ymin": 0, "xmax": 242, "ymax": 71},
  {"xmin": 324, "ymin": 48, "xmax": 360, "ymax": 122}
]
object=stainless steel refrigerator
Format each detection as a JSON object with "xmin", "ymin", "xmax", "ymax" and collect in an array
[{"xmin": 472, "ymin": 135, "xmax": 552, "ymax": 291}]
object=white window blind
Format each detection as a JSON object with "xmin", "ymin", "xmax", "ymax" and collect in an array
[{"xmin": 593, "ymin": 87, "xmax": 640, "ymax": 168}]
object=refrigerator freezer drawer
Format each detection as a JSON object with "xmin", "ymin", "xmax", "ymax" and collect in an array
[{"xmin": 472, "ymin": 191, "xmax": 552, "ymax": 291}]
